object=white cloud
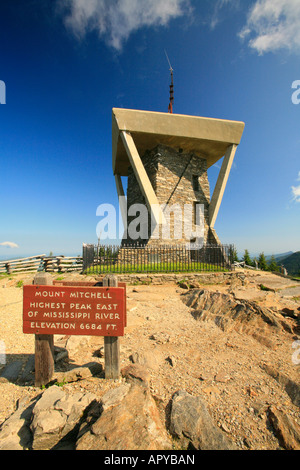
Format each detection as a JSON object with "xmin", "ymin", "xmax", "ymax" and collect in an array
[
  {"xmin": 291, "ymin": 171, "xmax": 300, "ymax": 203},
  {"xmin": 210, "ymin": 0, "xmax": 240, "ymax": 30},
  {"xmin": 60, "ymin": 0, "xmax": 191, "ymax": 51},
  {"xmin": 239, "ymin": 0, "xmax": 300, "ymax": 54},
  {"xmin": 0, "ymin": 242, "xmax": 19, "ymax": 249},
  {"xmin": 292, "ymin": 185, "xmax": 300, "ymax": 203}
]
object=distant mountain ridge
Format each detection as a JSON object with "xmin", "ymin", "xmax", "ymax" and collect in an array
[
  {"xmin": 265, "ymin": 251, "xmax": 293, "ymax": 262},
  {"xmin": 275, "ymin": 251, "xmax": 300, "ymax": 276}
]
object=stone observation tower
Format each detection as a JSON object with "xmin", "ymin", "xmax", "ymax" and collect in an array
[{"xmin": 112, "ymin": 108, "xmax": 245, "ymax": 247}]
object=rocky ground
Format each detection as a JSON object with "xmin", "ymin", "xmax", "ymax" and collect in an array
[{"xmin": 0, "ymin": 269, "xmax": 299, "ymax": 450}]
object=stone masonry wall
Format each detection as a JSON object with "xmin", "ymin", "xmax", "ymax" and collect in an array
[{"xmin": 123, "ymin": 144, "xmax": 212, "ymax": 246}]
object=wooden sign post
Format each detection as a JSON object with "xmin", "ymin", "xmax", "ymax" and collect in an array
[
  {"xmin": 33, "ymin": 273, "xmax": 55, "ymax": 388},
  {"xmin": 103, "ymin": 275, "xmax": 120, "ymax": 380},
  {"xmin": 23, "ymin": 275, "xmax": 126, "ymax": 386}
]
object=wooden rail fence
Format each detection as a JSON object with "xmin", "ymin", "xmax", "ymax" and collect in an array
[
  {"xmin": 43, "ymin": 256, "xmax": 83, "ymax": 273},
  {"xmin": 0, "ymin": 255, "xmax": 83, "ymax": 275}
]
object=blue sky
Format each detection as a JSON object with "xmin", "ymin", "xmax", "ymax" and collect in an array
[{"xmin": 0, "ymin": 0, "xmax": 299, "ymax": 259}]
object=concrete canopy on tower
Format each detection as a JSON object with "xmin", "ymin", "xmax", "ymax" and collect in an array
[{"xmin": 112, "ymin": 108, "xmax": 245, "ymax": 177}]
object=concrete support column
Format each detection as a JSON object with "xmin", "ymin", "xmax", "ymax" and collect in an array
[
  {"xmin": 209, "ymin": 144, "xmax": 237, "ymax": 229},
  {"xmin": 120, "ymin": 130, "xmax": 165, "ymax": 226},
  {"xmin": 115, "ymin": 174, "xmax": 127, "ymax": 228}
]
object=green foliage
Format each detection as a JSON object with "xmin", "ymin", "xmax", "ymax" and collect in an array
[
  {"xmin": 268, "ymin": 255, "xmax": 279, "ymax": 272},
  {"xmin": 86, "ymin": 262, "xmax": 229, "ymax": 275},
  {"xmin": 41, "ymin": 379, "xmax": 68, "ymax": 390},
  {"xmin": 259, "ymin": 284, "xmax": 274, "ymax": 292},
  {"xmin": 0, "ymin": 273, "xmax": 13, "ymax": 279},
  {"xmin": 178, "ymin": 279, "xmax": 191, "ymax": 289},
  {"xmin": 98, "ymin": 246, "xmax": 119, "ymax": 258},
  {"xmin": 258, "ymin": 252, "xmax": 268, "ymax": 271},
  {"xmin": 242, "ymin": 249, "xmax": 252, "ymax": 266},
  {"xmin": 277, "ymin": 251, "xmax": 300, "ymax": 276},
  {"xmin": 231, "ymin": 247, "xmax": 239, "ymax": 263}
]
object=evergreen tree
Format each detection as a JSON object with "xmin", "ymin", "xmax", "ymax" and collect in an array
[
  {"xmin": 268, "ymin": 255, "xmax": 279, "ymax": 272},
  {"xmin": 232, "ymin": 247, "xmax": 239, "ymax": 263},
  {"xmin": 258, "ymin": 252, "xmax": 268, "ymax": 271},
  {"xmin": 243, "ymin": 249, "xmax": 252, "ymax": 266}
]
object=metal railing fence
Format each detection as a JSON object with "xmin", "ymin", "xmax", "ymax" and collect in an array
[{"xmin": 82, "ymin": 243, "xmax": 235, "ymax": 275}]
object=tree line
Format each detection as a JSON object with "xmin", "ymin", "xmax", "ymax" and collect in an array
[{"xmin": 232, "ymin": 249, "xmax": 281, "ymax": 272}]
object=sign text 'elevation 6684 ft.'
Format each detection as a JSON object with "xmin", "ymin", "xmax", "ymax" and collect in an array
[{"xmin": 23, "ymin": 285, "xmax": 126, "ymax": 337}]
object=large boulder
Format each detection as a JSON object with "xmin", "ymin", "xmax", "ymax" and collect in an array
[
  {"xmin": 181, "ymin": 288, "xmax": 294, "ymax": 349},
  {"xmin": 0, "ymin": 396, "xmax": 34, "ymax": 450},
  {"xmin": 0, "ymin": 386, "xmax": 96, "ymax": 450},
  {"xmin": 76, "ymin": 383, "xmax": 172, "ymax": 451},
  {"xmin": 268, "ymin": 406, "xmax": 300, "ymax": 450},
  {"xmin": 30, "ymin": 387, "xmax": 96, "ymax": 450},
  {"xmin": 169, "ymin": 390, "xmax": 237, "ymax": 450}
]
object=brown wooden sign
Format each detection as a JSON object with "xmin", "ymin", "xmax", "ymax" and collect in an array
[{"xmin": 23, "ymin": 284, "xmax": 126, "ymax": 337}]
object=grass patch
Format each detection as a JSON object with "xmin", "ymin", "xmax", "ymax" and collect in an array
[
  {"xmin": 85, "ymin": 262, "xmax": 229, "ymax": 275},
  {"xmin": 178, "ymin": 279, "xmax": 191, "ymax": 289},
  {"xmin": 41, "ymin": 378, "xmax": 68, "ymax": 390},
  {"xmin": 0, "ymin": 273, "xmax": 14, "ymax": 279},
  {"xmin": 259, "ymin": 284, "xmax": 274, "ymax": 292}
]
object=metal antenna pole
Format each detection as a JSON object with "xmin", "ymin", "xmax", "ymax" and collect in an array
[{"xmin": 165, "ymin": 50, "xmax": 174, "ymax": 114}]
